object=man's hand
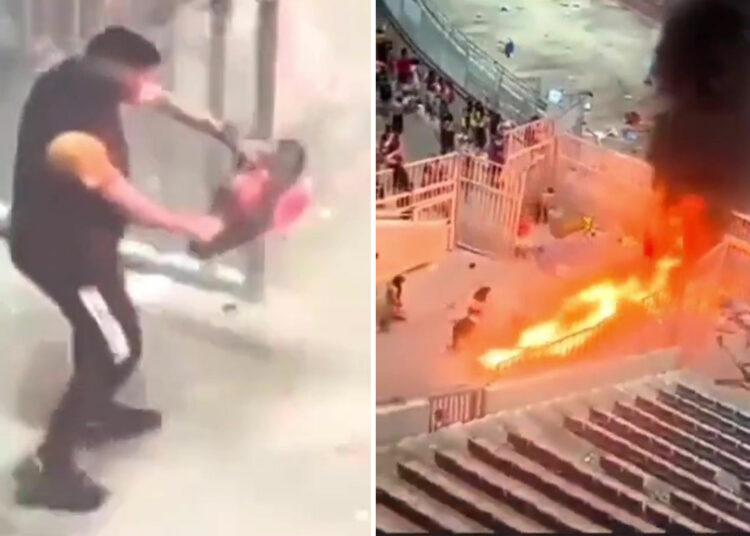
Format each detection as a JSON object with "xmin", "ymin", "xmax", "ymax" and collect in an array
[
  {"xmin": 219, "ymin": 121, "xmax": 250, "ymax": 169},
  {"xmin": 177, "ymin": 213, "xmax": 225, "ymax": 243}
]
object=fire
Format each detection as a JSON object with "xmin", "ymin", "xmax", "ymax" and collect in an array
[
  {"xmin": 479, "ymin": 255, "xmax": 681, "ymax": 370},
  {"xmin": 478, "ymin": 192, "xmax": 722, "ymax": 371}
]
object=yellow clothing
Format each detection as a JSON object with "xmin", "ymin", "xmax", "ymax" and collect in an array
[{"xmin": 46, "ymin": 131, "xmax": 120, "ymax": 190}]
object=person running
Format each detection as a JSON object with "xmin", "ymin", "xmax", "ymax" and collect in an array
[{"xmin": 451, "ymin": 286, "xmax": 491, "ymax": 350}]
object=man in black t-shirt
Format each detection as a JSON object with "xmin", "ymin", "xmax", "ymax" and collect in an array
[
  {"xmin": 9, "ymin": 26, "xmax": 236, "ymax": 513},
  {"xmin": 439, "ymin": 112, "xmax": 456, "ymax": 155}
]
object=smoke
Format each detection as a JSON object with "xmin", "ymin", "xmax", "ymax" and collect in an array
[{"xmin": 649, "ymin": 0, "xmax": 750, "ymax": 221}]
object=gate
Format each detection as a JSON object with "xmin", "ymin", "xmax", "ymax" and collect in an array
[
  {"xmin": 455, "ymin": 156, "xmax": 523, "ymax": 256},
  {"xmin": 454, "ymin": 129, "xmax": 555, "ymax": 257}
]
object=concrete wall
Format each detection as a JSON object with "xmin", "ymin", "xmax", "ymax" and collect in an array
[
  {"xmin": 376, "ymin": 219, "xmax": 450, "ymax": 283},
  {"xmin": 483, "ymin": 347, "xmax": 680, "ymax": 414},
  {"xmin": 376, "ymin": 347, "xmax": 681, "ymax": 445},
  {"xmin": 376, "ymin": 399, "xmax": 431, "ymax": 446}
]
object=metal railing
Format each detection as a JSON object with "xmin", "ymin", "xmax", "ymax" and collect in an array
[
  {"xmin": 487, "ymin": 289, "xmax": 669, "ymax": 373},
  {"xmin": 429, "ymin": 387, "xmax": 485, "ymax": 432},
  {"xmin": 377, "ymin": 0, "xmax": 546, "ymax": 122}
]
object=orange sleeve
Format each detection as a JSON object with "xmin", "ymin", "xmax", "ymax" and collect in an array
[{"xmin": 46, "ymin": 131, "xmax": 121, "ymax": 190}]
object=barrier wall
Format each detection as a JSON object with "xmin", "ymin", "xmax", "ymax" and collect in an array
[
  {"xmin": 482, "ymin": 348, "xmax": 680, "ymax": 415},
  {"xmin": 376, "ymin": 219, "xmax": 451, "ymax": 284},
  {"xmin": 376, "ymin": 348, "xmax": 681, "ymax": 445},
  {"xmin": 376, "ymin": 399, "xmax": 431, "ymax": 446}
]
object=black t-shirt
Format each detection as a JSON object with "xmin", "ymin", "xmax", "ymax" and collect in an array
[
  {"xmin": 376, "ymin": 68, "xmax": 390, "ymax": 88},
  {"xmin": 375, "ymin": 34, "xmax": 392, "ymax": 64},
  {"xmin": 10, "ymin": 57, "xmax": 130, "ymax": 262},
  {"xmin": 440, "ymin": 121, "xmax": 455, "ymax": 150}
]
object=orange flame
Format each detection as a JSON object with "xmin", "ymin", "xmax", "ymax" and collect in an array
[
  {"xmin": 478, "ymin": 255, "xmax": 681, "ymax": 370},
  {"xmin": 478, "ymin": 193, "xmax": 724, "ymax": 371}
]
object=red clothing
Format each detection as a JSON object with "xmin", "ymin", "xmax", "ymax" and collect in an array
[
  {"xmin": 396, "ymin": 58, "xmax": 412, "ymax": 76},
  {"xmin": 396, "ymin": 58, "xmax": 413, "ymax": 84},
  {"xmin": 518, "ymin": 221, "xmax": 531, "ymax": 237}
]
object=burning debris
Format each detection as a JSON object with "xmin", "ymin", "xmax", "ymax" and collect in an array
[{"xmin": 479, "ymin": 254, "xmax": 681, "ymax": 370}]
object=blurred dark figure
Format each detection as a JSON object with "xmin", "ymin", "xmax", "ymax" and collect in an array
[
  {"xmin": 377, "ymin": 125, "xmax": 400, "ymax": 169},
  {"xmin": 488, "ymin": 109, "xmax": 502, "ymax": 137},
  {"xmin": 440, "ymin": 81, "xmax": 455, "ymax": 116},
  {"xmin": 390, "ymin": 275, "xmax": 406, "ymax": 319},
  {"xmin": 472, "ymin": 103, "xmax": 487, "ymax": 151},
  {"xmin": 451, "ymin": 286, "xmax": 491, "ymax": 351},
  {"xmin": 376, "ymin": 62, "xmax": 392, "ymax": 104},
  {"xmin": 391, "ymin": 94, "xmax": 404, "ymax": 135},
  {"xmin": 378, "ymin": 275, "xmax": 406, "ymax": 332},
  {"xmin": 488, "ymin": 127, "xmax": 506, "ymax": 168},
  {"xmin": 424, "ymin": 70, "xmax": 440, "ymax": 118},
  {"xmin": 390, "ymin": 155, "xmax": 411, "ymax": 193},
  {"xmin": 439, "ymin": 112, "xmax": 456, "ymax": 155},
  {"xmin": 504, "ymin": 38, "xmax": 515, "ymax": 59},
  {"xmin": 539, "ymin": 187, "xmax": 555, "ymax": 224},
  {"xmin": 462, "ymin": 100, "xmax": 474, "ymax": 146},
  {"xmin": 375, "ymin": 27, "xmax": 393, "ymax": 65},
  {"xmin": 525, "ymin": 115, "xmax": 542, "ymax": 147}
]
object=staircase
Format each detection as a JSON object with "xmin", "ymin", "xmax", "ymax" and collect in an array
[{"xmin": 377, "ymin": 372, "xmax": 750, "ymax": 533}]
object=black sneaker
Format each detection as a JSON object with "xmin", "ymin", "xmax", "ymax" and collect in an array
[
  {"xmin": 14, "ymin": 456, "xmax": 108, "ymax": 513},
  {"xmin": 82, "ymin": 404, "xmax": 162, "ymax": 446}
]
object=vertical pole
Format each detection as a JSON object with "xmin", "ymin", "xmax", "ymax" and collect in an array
[
  {"xmin": 449, "ymin": 164, "xmax": 459, "ymax": 249},
  {"xmin": 79, "ymin": 0, "xmax": 106, "ymax": 43},
  {"xmin": 254, "ymin": 0, "xmax": 278, "ymax": 140},
  {"xmin": 161, "ymin": 2, "xmax": 177, "ymax": 91},
  {"xmin": 48, "ymin": 0, "xmax": 77, "ymax": 53},
  {"xmin": 16, "ymin": 0, "xmax": 48, "ymax": 58},
  {"xmin": 206, "ymin": 0, "xmax": 230, "ymax": 192},
  {"xmin": 242, "ymin": 0, "xmax": 279, "ymax": 302}
]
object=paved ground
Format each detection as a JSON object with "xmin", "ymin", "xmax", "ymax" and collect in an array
[
  {"xmin": 0, "ymin": 247, "xmax": 370, "ymax": 536},
  {"xmin": 426, "ymin": 0, "xmax": 660, "ymax": 134},
  {"xmin": 0, "ymin": 1, "xmax": 371, "ymax": 534}
]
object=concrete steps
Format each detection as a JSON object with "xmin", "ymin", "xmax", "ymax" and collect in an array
[{"xmin": 378, "ymin": 373, "xmax": 750, "ymax": 532}]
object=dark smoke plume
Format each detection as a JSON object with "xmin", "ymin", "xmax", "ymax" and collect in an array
[{"xmin": 650, "ymin": 0, "xmax": 750, "ymax": 220}]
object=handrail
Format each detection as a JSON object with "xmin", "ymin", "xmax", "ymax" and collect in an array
[{"xmin": 419, "ymin": 0, "xmax": 543, "ymax": 102}]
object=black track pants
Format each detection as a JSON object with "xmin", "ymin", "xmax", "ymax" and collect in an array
[{"xmin": 11, "ymin": 245, "xmax": 142, "ymax": 469}]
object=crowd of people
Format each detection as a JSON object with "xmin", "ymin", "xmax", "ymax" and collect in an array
[
  {"xmin": 374, "ymin": 28, "xmax": 556, "ymax": 344},
  {"xmin": 374, "ymin": 28, "xmax": 547, "ymax": 199}
]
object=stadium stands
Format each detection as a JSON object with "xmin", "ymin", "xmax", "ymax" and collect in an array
[{"xmin": 377, "ymin": 375, "xmax": 750, "ymax": 533}]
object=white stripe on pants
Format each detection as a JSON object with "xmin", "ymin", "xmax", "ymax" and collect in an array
[{"xmin": 78, "ymin": 286, "xmax": 130, "ymax": 364}]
